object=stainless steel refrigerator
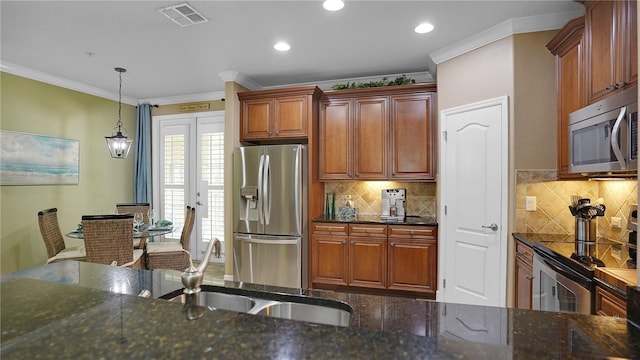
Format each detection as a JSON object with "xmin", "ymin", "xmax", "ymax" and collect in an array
[{"xmin": 233, "ymin": 144, "xmax": 308, "ymax": 289}]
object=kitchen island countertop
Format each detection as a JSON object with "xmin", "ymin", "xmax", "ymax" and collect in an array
[{"xmin": 2, "ymin": 261, "xmax": 639, "ymax": 359}]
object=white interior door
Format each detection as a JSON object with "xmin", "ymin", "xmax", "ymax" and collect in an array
[
  {"xmin": 152, "ymin": 111, "xmax": 225, "ymax": 263},
  {"xmin": 439, "ymin": 96, "xmax": 508, "ymax": 307}
]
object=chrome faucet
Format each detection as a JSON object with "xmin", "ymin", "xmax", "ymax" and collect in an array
[{"xmin": 181, "ymin": 238, "xmax": 218, "ymax": 294}]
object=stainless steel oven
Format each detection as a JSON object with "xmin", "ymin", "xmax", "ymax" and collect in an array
[{"xmin": 532, "ymin": 249, "xmax": 592, "ymax": 314}]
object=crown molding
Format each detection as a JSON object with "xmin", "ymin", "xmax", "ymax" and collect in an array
[
  {"xmin": 140, "ymin": 91, "xmax": 226, "ymax": 106},
  {"xmin": 218, "ymin": 70, "xmax": 262, "ymax": 91},
  {"xmin": 430, "ymin": 10, "xmax": 584, "ymax": 65},
  {"xmin": 0, "ymin": 61, "xmax": 138, "ymax": 105}
]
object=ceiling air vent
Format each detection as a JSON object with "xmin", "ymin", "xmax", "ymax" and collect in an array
[{"xmin": 159, "ymin": 3, "xmax": 208, "ymax": 27}]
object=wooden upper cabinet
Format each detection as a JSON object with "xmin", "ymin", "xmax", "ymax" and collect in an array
[
  {"xmin": 583, "ymin": 0, "xmax": 637, "ymax": 103},
  {"xmin": 547, "ymin": 16, "xmax": 585, "ymax": 179},
  {"xmin": 319, "ymin": 98, "xmax": 353, "ymax": 180},
  {"xmin": 390, "ymin": 92, "xmax": 436, "ymax": 180},
  {"xmin": 318, "ymin": 84, "xmax": 437, "ymax": 181},
  {"xmin": 239, "ymin": 86, "xmax": 321, "ymax": 142},
  {"xmin": 354, "ymin": 96, "xmax": 388, "ymax": 179}
]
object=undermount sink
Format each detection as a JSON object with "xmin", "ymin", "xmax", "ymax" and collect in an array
[
  {"xmin": 161, "ymin": 287, "xmax": 352, "ymax": 327},
  {"xmin": 168, "ymin": 291, "xmax": 256, "ymax": 313},
  {"xmin": 249, "ymin": 301, "xmax": 351, "ymax": 327}
]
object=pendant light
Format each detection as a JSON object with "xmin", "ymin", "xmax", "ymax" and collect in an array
[{"xmin": 105, "ymin": 67, "xmax": 133, "ymax": 159}]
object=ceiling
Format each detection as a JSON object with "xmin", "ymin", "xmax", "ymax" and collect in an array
[{"xmin": 1, "ymin": 1, "xmax": 584, "ymax": 104}]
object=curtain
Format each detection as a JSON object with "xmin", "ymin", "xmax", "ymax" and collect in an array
[{"xmin": 134, "ymin": 103, "xmax": 152, "ymax": 203}]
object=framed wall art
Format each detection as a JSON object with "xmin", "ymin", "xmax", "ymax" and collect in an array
[{"xmin": 0, "ymin": 130, "xmax": 79, "ymax": 185}]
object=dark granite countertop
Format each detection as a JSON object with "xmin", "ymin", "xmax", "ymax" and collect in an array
[
  {"xmin": 313, "ymin": 215, "xmax": 438, "ymax": 226},
  {"xmin": 2, "ymin": 261, "xmax": 640, "ymax": 359}
]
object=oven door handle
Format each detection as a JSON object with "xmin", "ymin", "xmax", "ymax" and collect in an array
[{"xmin": 540, "ymin": 257, "xmax": 591, "ymax": 288}]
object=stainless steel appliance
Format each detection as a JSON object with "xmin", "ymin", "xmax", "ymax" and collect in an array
[
  {"xmin": 628, "ymin": 205, "xmax": 637, "ymax": 268},
  {"xmin": 568, "ymin": 86, "xmax": 637, "ymax": 175},
  {"xmin": 233, "ymin": 144, "xmax": 307, "ymax": 289},
  {"xmin": 381, "ymin": 188, "xmax": 405, "ymax": 221},
  {"xmin": 532, "ymin": 247, "xmax": 592, "ymax": 314}
]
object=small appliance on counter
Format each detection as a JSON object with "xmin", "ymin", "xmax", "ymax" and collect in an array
[
  {"xmin": 568, "ymin": 195, "xmax": 605, "ymax": 242},
  {"xmin": 381, "ymin": 189, "xmax": 405, "ymax": 221}
]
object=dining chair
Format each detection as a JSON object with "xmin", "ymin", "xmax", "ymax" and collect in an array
[
  {"xmin": 82, "ymin": 214, "xmax": 144, "ymax": 269},
  {"xmin": 146, "ymin": 206, "xmax": 195, "ymax": 271},
  {"xmin": 116, "ymin": 202, "xmax": 150, "ymax": 249},
  {"xmin": 37, "ymin": 208, "xmax": 86, "ymax": 263}
]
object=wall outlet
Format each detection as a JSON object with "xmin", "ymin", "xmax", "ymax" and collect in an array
[
  {"xmin": 611, "ymin": 217, "xmax": 622, "ymax": 228},
  {"xmin": 525, "ymin": 196, "xmax": 537, "ymax": 212}
]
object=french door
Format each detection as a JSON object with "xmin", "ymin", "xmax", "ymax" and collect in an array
[{"xmin": 152, "ymin": 111, "xmax": 225, "ymax": 263}]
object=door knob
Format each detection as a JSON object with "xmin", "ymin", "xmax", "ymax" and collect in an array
[{"xmin": 482, "ymin": 223, "xmax": 498, "ymax": 231}]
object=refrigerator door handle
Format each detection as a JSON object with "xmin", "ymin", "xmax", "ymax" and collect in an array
[
  {"xmin": 235, "ymin": 236, "xmax": 299, "ymax": 246},
  {"xmin": 258, "ymin": 154, "xmax": 265, "ymax": 225},
  {"xmin": 263, "ymin": 154, "xmax": 271, "ymax": 225}
]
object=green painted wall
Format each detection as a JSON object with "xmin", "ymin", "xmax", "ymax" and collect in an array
[{"xmin": 0, "ymin": 72, "xmax": 136, "ymax": 274}]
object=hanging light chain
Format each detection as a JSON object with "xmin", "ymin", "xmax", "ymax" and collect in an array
[{"xmin": 115, "ymin": 67, "xmax": 126, "ymax": 131}]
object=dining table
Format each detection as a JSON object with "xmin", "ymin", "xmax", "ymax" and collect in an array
[{"xmin": 65, "ymin": 224, "xmax": 174, "ymax": 240}]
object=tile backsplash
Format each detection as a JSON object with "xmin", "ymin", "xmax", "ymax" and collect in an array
[
  {"xmin": 515, "ymin": 170, "xmax": 638, "ymax": 243},
  {"xmin": 324, "ymin": 181, "xmax": 437, "ymax": 217}
]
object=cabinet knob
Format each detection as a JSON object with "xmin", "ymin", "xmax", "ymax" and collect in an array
[
  {"xmin": 606, "ymin": 85, "xmax": 617, "ymax": 92},
  {"xmin": 526, "ymin": 275, "xmax": 535, "ymax": 281},
  {"xmin": 355, "ymin": 172, "xmax": 359, "ymax": 177},
  {"xmin": 390, "ymin": 242, "xmax": 395, "ymax": 247},
  {"xmin": 516, "ymin": 250, "xmax": 525, "ymax": 255},
  {"xmin": 342, "ymin": 240, "xmax": 346, "ymax": 244},
  {"xmin": 350, "ymin": 240, "xmax": 354, "ymax": 245}
]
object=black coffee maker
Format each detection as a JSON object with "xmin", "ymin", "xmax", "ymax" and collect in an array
[{"xmin": 628, "ymin": 206, "xmax": 637, "ymax": 267}]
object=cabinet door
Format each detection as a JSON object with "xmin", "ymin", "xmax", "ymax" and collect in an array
[
  {"xmin": 311, "ymin": 233, "xmax": 348, "ymax": 286},
  {"xmin": 514, "ymin": 256, "xmax": 533, "ymax": 310},
  {"xmin": 274, "ymin": 95, "xmax": 308, "ymax": 138},
  {"xmin": 585, "ymin": 0, "xmax": 637, "ymax": 103},
  {"xmin": 349, "ymin": 236, "xmax": 387, "ymax": 289},
  {"xmin": 549, "ymin": 17, "xmax": 584, "ymax": 179},
  {"xmin": 354, "ymin": 96, "xmax": 388, "ymax": 179},
  {"xmin": 319, "ymin": 99, "xmax": 353, "ymax": 180},
  {"xmin": 388, "ymin": 238, "xmax": 437, "ymax": 294},
  {"xmin": 389, "ymin": 93, "xmax": 436, "ymax": 180},
  {"xmin": 241, "ymin": 98, "xmax": 272, "ymax": 141}
]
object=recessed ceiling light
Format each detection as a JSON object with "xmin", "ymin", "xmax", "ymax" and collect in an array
[
  {"xmin": 323, "ymin": 0, "xmax": 344, "ymax": 11},
  {"xmin": 274, "ymin": 42, "xmax": 291, "ymax": 51},
  {"xmin": 415, "ymin": 22, "xmax": 434, "ymax": 34}
]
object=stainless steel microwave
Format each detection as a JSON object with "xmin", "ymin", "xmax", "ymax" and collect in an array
[{"xmin": 569, "ymin": 87, "xmax": 638, "ymax": 175}]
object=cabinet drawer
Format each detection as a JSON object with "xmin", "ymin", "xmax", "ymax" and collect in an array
[
  {"xmin": 388, "ymin": 225, "xmax": 436, "ymax": 239},
  {"xmin": 313, "ymin": 222, "xmax": 348, "ymax": 236},
  {"xmin": 595, "ymin": 286, "xmax": 627, "ymax": 318},
  {"xmin": 515, "ymin": 240, "xmax": 533, "ymax": 266},
  {"xmin": 349, "ymin": 224, "xmax": 387, "ymax": 238}
]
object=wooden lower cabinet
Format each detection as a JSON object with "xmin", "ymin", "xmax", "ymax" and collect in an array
[
  {"xmin": 595, "ymin": 285, "xmax": 626, "ymax": 318},
  {"xmin": 349, "ymin": 235, "xmax": 387, "ymax": 289},
  {"xmin": 310, "ymin": 223, "xmax": 348, "ymax": 286},
  {"xmin": 388, "ymin": 225, "xmax": 437, "ymax": 295},
  {"xmin": 514, "ymin": 239, "xmax": 534, "ymax": 310},
  {"xmin": 311, "ymin": 222, "xmax": 437, "ymax": 297}
]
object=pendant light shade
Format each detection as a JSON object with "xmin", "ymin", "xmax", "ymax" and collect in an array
[{"xmin": 105, "ymin": 67, "xmax": 133, "ymax": 159}]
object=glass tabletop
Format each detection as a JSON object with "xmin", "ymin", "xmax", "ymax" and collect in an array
[{"xmin": 65, "ymin": 224, "xmax": 174, "ymax": 239}]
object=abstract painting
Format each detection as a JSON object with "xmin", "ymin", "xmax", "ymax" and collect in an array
[{"xmin": 0, "ymin": 131, "xmax": 79, "ymax": 185}]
